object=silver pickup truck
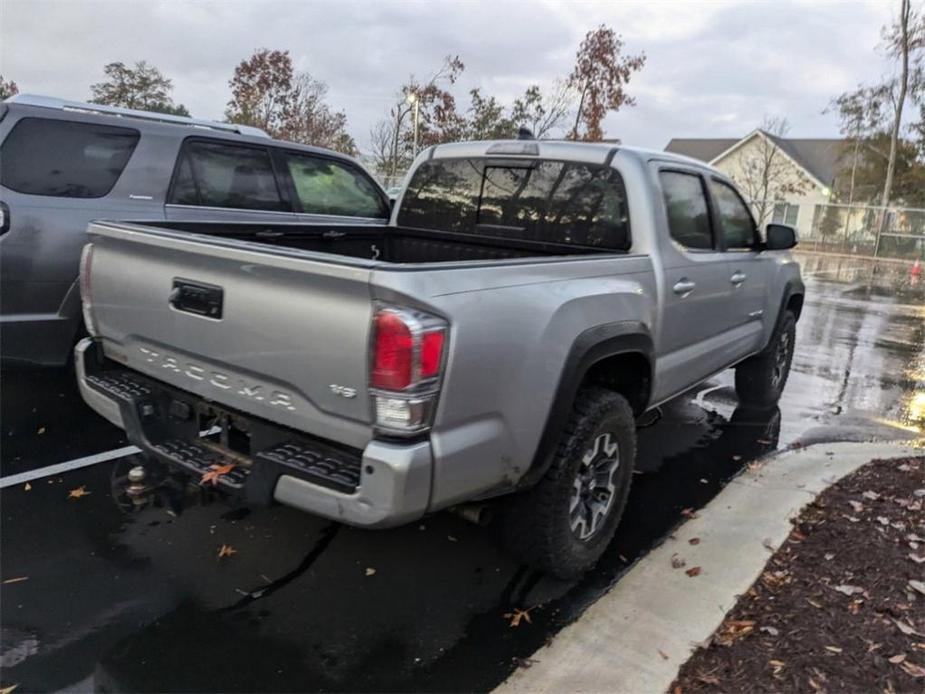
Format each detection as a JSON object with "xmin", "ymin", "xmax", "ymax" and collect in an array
[{"xmin": 75, "ymin": 140, "xmax": 803, "ymax": 577}]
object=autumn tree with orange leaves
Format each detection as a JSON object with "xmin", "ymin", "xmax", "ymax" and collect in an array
[
  {"xmin": 568, "ymin": 25, "xmax": 646, "ymax": 141},
  {"xmin": 225, "ymin": 48, "xmax": 356, "ymax": 154}
]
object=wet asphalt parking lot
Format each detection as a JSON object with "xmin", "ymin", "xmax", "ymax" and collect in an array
[{"xmin": 2, "ymin": 254, "xmax": 923, "ymax": 693}]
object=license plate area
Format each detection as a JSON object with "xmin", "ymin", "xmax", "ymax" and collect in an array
[{"xmin": 169, "ymin": 278, "xmax": 223, "ymax": 319}]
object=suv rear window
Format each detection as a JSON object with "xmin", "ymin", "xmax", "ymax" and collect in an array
[
  {"xmin": 0, "ymin": 117, "xmax": 139, "ymax": 198},
  {"xmin": 169, "ymin": 140, "xmax": 285, "ymax": 211},
  {"xmin": 397, "ymin": 158, "xmax": 630, "ymax": 250}
]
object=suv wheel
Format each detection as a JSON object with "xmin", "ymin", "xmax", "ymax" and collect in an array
[
  {"xmin": 735, "ymin": 310, "xmax": 796, "ymax": 407},
  {"xmin": 499, "ymin": 387, "xmax": 636, "ymax": 579}
]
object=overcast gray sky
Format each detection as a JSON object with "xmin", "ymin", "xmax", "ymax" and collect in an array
[{"xmin": 1, "ymin": 0, "xmax": 899, "ymax": 153}]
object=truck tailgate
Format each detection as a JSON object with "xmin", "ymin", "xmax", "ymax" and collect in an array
[{"xmin": 85, "ymin": 222, "xmax": 375, "ymax": 449}]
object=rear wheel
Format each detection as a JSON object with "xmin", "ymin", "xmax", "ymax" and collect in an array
[
  {"xmin": 735, "ymin": 311, "xmax": 796, "ymax": 407},
  {"xmin": 499, "ymin": 387, "xmax": 636, "ymax": 579}
]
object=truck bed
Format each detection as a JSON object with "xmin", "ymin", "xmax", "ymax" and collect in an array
[{"xmin": 136, "ymin": 221, "xmax": 620, "ymax": 264}]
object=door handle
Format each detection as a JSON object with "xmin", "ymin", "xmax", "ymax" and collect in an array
[
  {"xmin": 730, "ymin": 271, "xmax": 747, "ymax": 286},
  {"xmin": 672, "ymin": 279, "xmax": 696, "ymax": 296}
]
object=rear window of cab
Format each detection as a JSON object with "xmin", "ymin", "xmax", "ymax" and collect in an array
[{"xmin": 397, "ymin": 158, "xmax": 631, "ymax": 250}]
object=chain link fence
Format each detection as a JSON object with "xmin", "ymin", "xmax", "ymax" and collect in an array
[{"xmin": 755, "ymin": 201, "xmax": 925, "ymax": 261}]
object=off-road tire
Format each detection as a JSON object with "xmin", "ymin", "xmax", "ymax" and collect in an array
[
  {"xmin": 499, "ymin": 387, "xmax": 636, "ymax": 579},
  {"xmin": 735, "ymin": 310, "xmax": 796, "ymax": 407}
]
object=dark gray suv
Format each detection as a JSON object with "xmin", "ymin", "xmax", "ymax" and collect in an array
[{"xmin": 0, "ymin": 94, "xmax": 390, "ymax": 367}]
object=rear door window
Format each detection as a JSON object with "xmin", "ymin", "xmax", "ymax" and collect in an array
[
  {"xmin": 0, "ymin": 117, "xmax": 139, "ymax": 198},
  {"xmin": 398, "ymin": 158, "xmax": 630, "ymax": 250},
  {"xmin": 283, "ymin": 152, "xmax": 388, "ymax": 218},
  {"xmin": 169, "ymin": 140, "xmax": 285, "ymax": 211},
  {"xmin": 659, "ymin": 171, "xmax": 714, "ymax": 250}
]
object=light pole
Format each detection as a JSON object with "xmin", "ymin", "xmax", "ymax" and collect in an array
[{"xmin": 407, "ymin": 92, "xmax": 420, "ymax": 159}]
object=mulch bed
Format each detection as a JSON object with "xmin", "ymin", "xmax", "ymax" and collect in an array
[{"xmin": 673, "ymin": 455, "xmax": 925, "ymax": 693}]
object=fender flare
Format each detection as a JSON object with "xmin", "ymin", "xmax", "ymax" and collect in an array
[
  {"xmin": 517, "ymin": 321, "xmax": 654, "ymax": 489},
  {"xmin": 762, "ymin": 278, "xmax": 805, "ymax": 351}
]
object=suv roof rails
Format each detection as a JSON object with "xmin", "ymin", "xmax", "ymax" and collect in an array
[{"xmin": 5, "ymin": 94, "xmax": 271, "ymax": 138}]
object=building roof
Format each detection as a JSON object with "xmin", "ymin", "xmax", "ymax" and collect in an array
[{"xmin": 665, "ymin": 133, "xmax": 848, "ymax": 186}]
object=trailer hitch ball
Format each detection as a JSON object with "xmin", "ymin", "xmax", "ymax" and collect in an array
[{"xmin": 126, "ymin": 465, "xmax": 153, "ymax": 508}]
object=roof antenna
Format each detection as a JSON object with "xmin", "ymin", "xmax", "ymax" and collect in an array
[{"xmin": 517, "ymin": 126, "xmax": 535, "ymax": 140}]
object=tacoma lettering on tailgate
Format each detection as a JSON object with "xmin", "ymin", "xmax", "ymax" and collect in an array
[{"xmin": 138, "ymin": 346, "xmax": 296, "ymax": 411}]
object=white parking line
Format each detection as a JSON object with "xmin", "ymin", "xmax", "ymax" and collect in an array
[
  {"xmin": 0, "ymin": 445, "xmax": 140, "ymax": 489},
  {"xmin": 0, "ymin": 425, "xmax": 222, "ymax": 490}
]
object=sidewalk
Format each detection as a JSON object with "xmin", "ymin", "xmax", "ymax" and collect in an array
[{"xmin": 496, "ymin": 440, "xmax": 923, "ymax": 694}]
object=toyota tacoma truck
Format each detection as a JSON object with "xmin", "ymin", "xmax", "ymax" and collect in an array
[{"xmin": 75, "ymin": 140, "xmax": 803, "ymax": 578}]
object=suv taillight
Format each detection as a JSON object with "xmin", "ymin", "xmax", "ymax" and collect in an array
[
  {"xmin": 370, "ymin": 306, "xmax": 447, "ymax": 435},
  {"xmin": 79, "ymin": 243, "xmax": 99, "ymax": 336}
]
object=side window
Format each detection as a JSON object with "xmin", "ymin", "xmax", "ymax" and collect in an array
[
  {"xmin": 168, "ymin": 140, "xmax": 284, "ymax": 211},
  {"xmin": 659, "ymin": 171, "xmax": 714, "ymax": 250},
  {"xmin": 711, "ymin": 179, "xmax": 757, "ymax": 249},
  {"xmin": 283, "ymin": 153, "xmax": 388, "ymax": 218},
  {"xmin": 0, "ymin": 117, "xmax": 139, "ymax": 198}
]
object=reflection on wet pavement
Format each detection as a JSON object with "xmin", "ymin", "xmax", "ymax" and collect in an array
[{"xmin": 1, "ymin": 258, "xmax": 922, "ymax": 692}]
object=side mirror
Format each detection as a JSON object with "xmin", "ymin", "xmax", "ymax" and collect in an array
[{"xmin": 765, "ymin": 223, "xmax": 797, "ymax": 250}]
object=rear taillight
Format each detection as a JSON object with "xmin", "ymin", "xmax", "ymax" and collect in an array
[
  {"xmin": 79, "ymin": 243, "xmax": 99, "ymax": 336},
  {"xmin": 370, "ymin": 306, "xmax": 447, "ymax": 435}
]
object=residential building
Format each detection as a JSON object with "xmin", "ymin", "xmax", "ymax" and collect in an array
[{"xmin": 665, "ymin": 131, "xmax": 849, "ymax": 239}]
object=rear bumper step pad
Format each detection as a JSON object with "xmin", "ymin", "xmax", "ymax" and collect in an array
[{"xmin": 84, "ymin": 363, "xmax": 363, "ymax": 501}]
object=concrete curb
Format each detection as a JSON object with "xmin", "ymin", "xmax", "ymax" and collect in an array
[{"xmin": 496, "ymin": 440, "xmax": 923, "ymax": 694}]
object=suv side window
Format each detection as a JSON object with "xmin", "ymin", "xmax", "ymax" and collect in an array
[
  {"xmin": 659, "ymin": 171, "xmax": 713, "ymax": 250},
  {"xmin": 169, "ymin": 140, "xmax": 285, "ymax": 211},
  {"xmin": 0, "ymin": 117, "xmax": 139, "ymax": 198},
  {"xmin": 710, "ymin": 179, "xmax": 757, "ymax": 249},
  {"xmin": 283, "ymin": 152, "xmax": 388, "ymax": 218}
]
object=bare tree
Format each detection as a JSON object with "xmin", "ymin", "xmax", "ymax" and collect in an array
[
  {"xmin": 0, "ymin": 75, "xmax": 18, "ymax": 100},
  {"xmin": 881, "ymin": 0, "xmax": 924, "ymax": 206},
  {"xmin": 828, "ymin": 84, "xmax": 890, "ymax": 205},
  {"xmin": 728, "ymin": 117, "xmax": 811, "ymax": 226},
  {"xmin": 510, "ymin": 81, "xmax": 573, "ymax": 138},
  {"xmin": 377, "ymin": 56, "xmax": 465, "ymax": 178},
  {"xmin": 369, "ymin": 119, "xmax": 395, "ymax": 177}
]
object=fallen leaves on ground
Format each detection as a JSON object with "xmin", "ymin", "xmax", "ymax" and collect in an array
[
  {"xmin": 671, "ymin": 554, "xmax": 687, "ymax": 569},
  {"xmin": 2, "ymin": 577, "xmax": 28, "ymax": 585},
  {"xmin": 908, "ymin": 579, "xmax": 925, "ymax": 596},
  {"xmin": 503, "ymin": 607, "xmax": 533, "ymax": 627},
  {"xmin": 833, "ymin": 584, "xmax": 864, "ymax": 597},
  {"xmin": 671, "ymin": 455, "xmax": 925, "ymax": 693},
  {"xmin": 217, "ymin": 544, "xmax": 237, "ymax": 559},
  {"xmin": 200, "ymin": 463, "xmax": 236, "ymax": 486},
  {"xmin": 715, "ymin": 619, "xmax": 755, "ymax": 646},
  {"xmin": 689, "ymin": 537, "xmax": 701, "ymax": 545},
  {"xmin": 686, "ymin": 566, "xmax": 702, "ymax": 577},
  {"xmin": 681, "ymin": 507, "xmax": 699, "ymax": 519},
  {"xmin": 67, "ymin": 485, "xmax": 91, "ymax": 499}
]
